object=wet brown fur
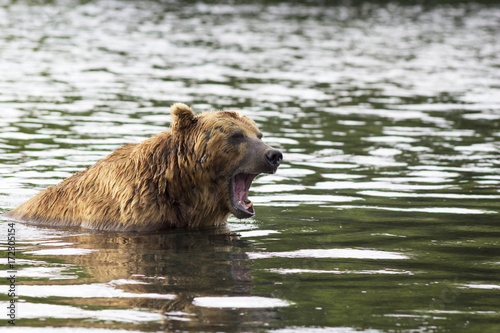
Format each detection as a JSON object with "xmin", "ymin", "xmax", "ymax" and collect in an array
[{"xmin": 5, "ymin": 104, "xmax": 269, "ymax": 232}]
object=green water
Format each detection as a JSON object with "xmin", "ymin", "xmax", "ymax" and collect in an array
[{"xmin": 1, "ymin": 0, "xmax": 500, "ymax": 332}]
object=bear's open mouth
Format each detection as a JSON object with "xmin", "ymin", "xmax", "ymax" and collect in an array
[{"xmin": 231, "ymin": 173, "xmax": 257, "ymax": 218}]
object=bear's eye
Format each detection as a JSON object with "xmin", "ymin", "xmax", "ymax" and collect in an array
[{"xmin": 229, "ymin": 132, "xmax": 245, "ymax": 144}]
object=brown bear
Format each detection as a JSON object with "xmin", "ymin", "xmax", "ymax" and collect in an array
[{"xmin": 4, "ymin": 103, "xmax": 283, "ymax": 232}]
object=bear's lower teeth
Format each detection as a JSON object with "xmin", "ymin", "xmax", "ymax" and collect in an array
[{"xmin": 238, "ymin": 200, "xmax": 252, "ymax": 210}]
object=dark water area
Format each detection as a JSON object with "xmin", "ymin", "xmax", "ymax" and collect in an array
[{"xmin": 1, "ymin": 0, "xmax": 500, "ymax": 332}]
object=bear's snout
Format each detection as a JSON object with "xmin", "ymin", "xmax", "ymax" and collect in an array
[{"xmin": 265, "ymin": 149, "xmax": 283, "ymax": 169}]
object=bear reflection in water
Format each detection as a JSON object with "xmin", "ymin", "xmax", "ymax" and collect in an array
[
  {"xmin": 46, "ymin": 227, "xmax": 283, "ymax": 331},
  {"xmin": 5, "ymin": 103, "xmax": 282, "ymax": 232}
]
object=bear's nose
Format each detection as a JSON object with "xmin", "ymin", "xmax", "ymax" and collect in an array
[{"xmin": 265, "ymin": 149, "xmax": 283, "ymax": 168}]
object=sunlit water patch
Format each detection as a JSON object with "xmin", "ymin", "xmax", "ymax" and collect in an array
[
  {"xmin": 192, "ymin": 296, "xmax": 293, "ymax": 308},
  {"xmin": 248, "ymin": 248, "xmax": 409, "ymax": 260},
  {"xmin": 0, "ymin": 301, "xmax": 165, "ymax": 322}
]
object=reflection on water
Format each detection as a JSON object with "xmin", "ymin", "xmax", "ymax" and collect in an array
[
  {"xmin": 1, "ymin": 0, "xmax": 500, "ymax": 332},
  {"xmin": 1, "ymin": 223, "xmax": 286, "ymax": 331}
]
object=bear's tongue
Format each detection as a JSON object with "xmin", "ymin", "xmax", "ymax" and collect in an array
[{"xmin": 233, "ymin": 173, "xmax": 256, "ymax": 212}]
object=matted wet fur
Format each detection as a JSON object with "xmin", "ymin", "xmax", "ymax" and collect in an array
[{"xmin": 5, "ymin": 104, "xmax": 282, "ymax": 231}]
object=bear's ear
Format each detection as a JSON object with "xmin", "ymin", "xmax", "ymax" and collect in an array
[{"xmin": 171, "ymin": 103, "xmax": 195, "ymax": 131}]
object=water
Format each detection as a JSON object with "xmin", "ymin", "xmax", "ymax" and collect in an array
[{"xmin": 1, "ymin": 0, "xmax": 500, "ymax": 332}]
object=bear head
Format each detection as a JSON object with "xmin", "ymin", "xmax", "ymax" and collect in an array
[{"xmin": 170, "ymin": 103, "xmax": 283, "ymax": 219}]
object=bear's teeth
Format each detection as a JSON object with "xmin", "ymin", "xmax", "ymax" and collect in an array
[{"xmin": 238, "ymin": 200, "xmax": 252, "ymax": 209}]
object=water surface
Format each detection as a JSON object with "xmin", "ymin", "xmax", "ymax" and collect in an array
[{"xmin": 1, "ymin": 1, "xmax": 500, "ymax": 332}]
